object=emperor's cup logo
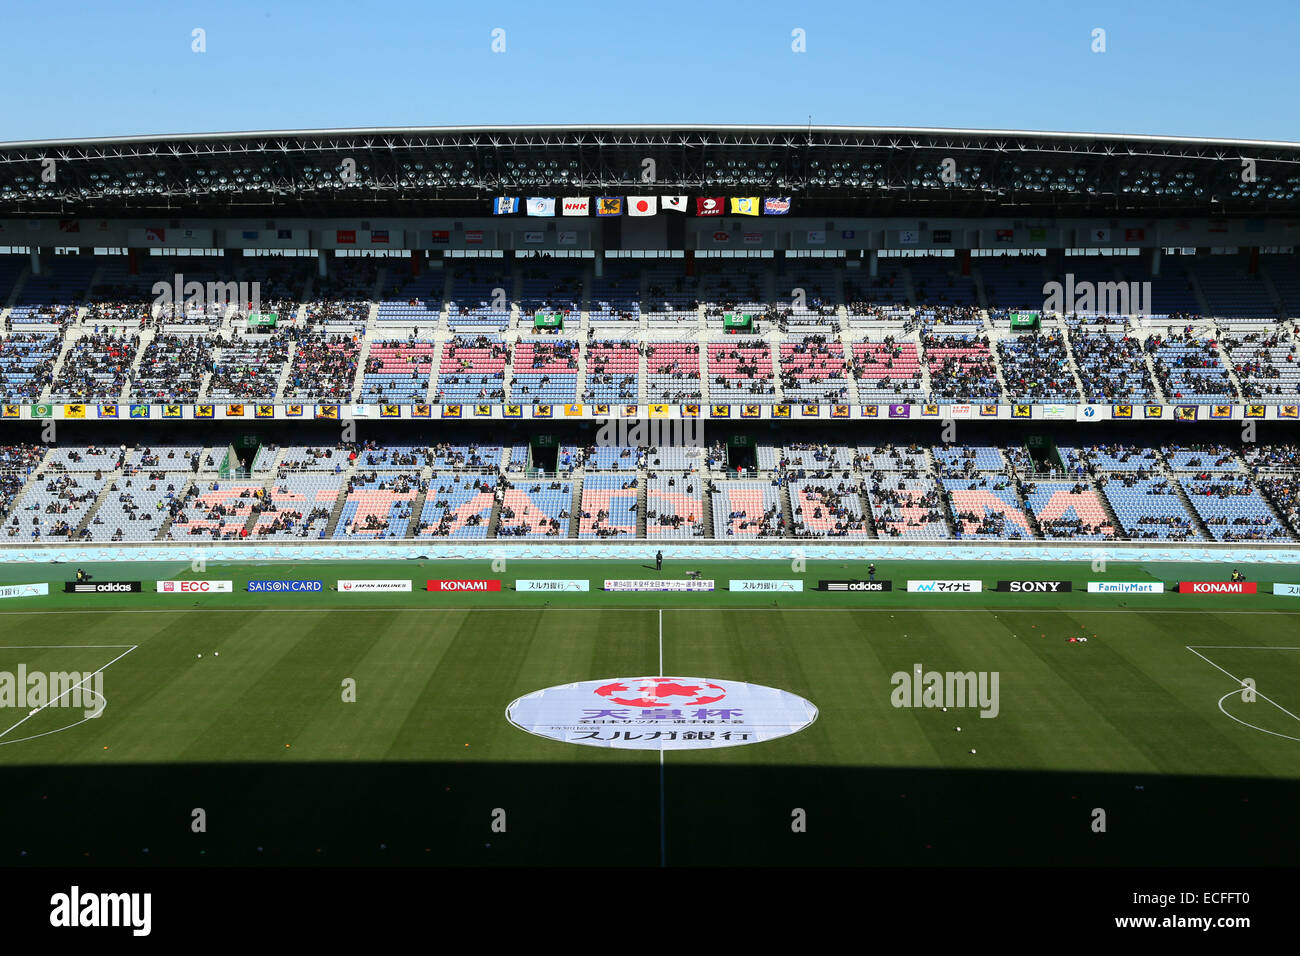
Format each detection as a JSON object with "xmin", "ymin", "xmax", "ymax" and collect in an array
[
  {"xmin": 594, "ymin": 677, "xmax": 727, "ymax": 707},
  {"xmin": 507, "ymin": 677, "xmax": 818, "ymax": 750}
]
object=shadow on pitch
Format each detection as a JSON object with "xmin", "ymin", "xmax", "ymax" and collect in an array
[{"xmin": 0, "ymin": 760, "xmax": 1294, "ymax": 867}]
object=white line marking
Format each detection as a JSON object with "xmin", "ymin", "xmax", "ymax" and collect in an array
[
  {"xmin": 659, "ymin": 607, "xmax": 666, "ymax": 868},
  {"xmin": 659, "ymin": 749, "xmax": 666, "ymax": 868},
  {"xmin": 3, "ymin": 607, "xmax": 1300, "ymax": 617},
  {"xmin": 1184, "ymin": 644, "xmax": 1300, "ymax": 743},
  {"xmin": 0, "ymin": 644, "xmax": 138, "ymax": 648},
  {"xmin": 1188, "ymin": 645, "xmax": 1300, "ymax": 650},
  {"xmin": 658, "ymin": 609, "xmax": 663, "ymax": 676},
  {"xmin": 1214, "ymin": 689, "xmax": 1300, "ymax": 743},
  {"xmin": 0, "ymin": 644, "xmax": 138, "ymax": 746}
]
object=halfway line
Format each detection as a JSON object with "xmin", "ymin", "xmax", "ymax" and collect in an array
[{"xmin": 659, "ymin": 607, "xmax": 666, "ymax": 868}]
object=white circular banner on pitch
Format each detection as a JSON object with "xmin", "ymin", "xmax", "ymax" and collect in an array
[{"xmin": 506, "ymin": 676, "xmax": 818, "ymax": 750}]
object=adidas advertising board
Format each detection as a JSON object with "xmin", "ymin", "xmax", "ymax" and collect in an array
[{"xmin": 64, "ymin": 581, "xmax": 142, "ymax": 594}]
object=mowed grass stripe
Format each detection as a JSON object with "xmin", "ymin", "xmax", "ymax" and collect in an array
[
  {"xmin": 0, "ymin": 604, "xmax": 1296, "ymax": 780},
  {"xmin": 410, "ymin": 609, "xmax": 660, "ymax": 865},
  {"xmin": 1200, "ymin": 647, "xmax": 1300, "ymax": 750},
  {"xmin": 681, "ymin": 608, "xmax": 828, "ymax": 768},
  {"xmin": 990, "ymin": 610, "xmax": 1167, "ymax": 767},
  {"xmin": 0, "ymin": 610, "xmax": 207, "ymax": 765},
  {"xmin": 406, "ymin": 609, "xmax": 652, "ymax": 762},
  {"xmin": 999, "ymin": 613, "xmax": 1191, "ymax": 774},
  {"xmin": 0, "ymin": 646, "xmax": 128, "ymax": 754},
  {"xmin": 1100, "ymin": 613, "xmax": 1286, "ymax": 776},
  {"xmin": 292, "ymin": 611, "xmax": 460, "ymax": 762},
  {"xmin": 145, "ymin": 610, "xmax": 337, "ymax": 762},
  {"xmin": 0, "ymin": 597, "xmax": 1297, "ymax": 866}
]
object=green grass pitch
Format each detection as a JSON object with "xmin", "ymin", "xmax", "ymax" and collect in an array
[{"xmin": 0, "ymin": 557, "xmax": 1297, "ymax": 866}]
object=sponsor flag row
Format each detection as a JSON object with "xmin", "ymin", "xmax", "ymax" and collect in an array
[
  {"xmin": 9, "ymin": 402, "xmax": 1300, "ymax": 422},
  {"xmin": 494, "ymin": 196, "xmax": 791, "ymax": 216}
]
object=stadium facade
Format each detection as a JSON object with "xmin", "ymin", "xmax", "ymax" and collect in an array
[{"xmin": 0, "ymin": 125, "xmax": 1296, "ymax": 553}]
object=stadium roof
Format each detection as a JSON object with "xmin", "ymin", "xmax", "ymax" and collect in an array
[{"xmin": 4, "ymin": 124, "xmax": 1300, "ymax": 220}]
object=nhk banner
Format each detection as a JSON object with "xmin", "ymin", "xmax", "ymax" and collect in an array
[
  {"xmin": 156, "ymin": 580, "xmax": 233, "ymax": 593},
  {"xmin": 604, "ymin": 579, "xmax": 715, "ymax": 592},
  {"xmin": 506, "ymin": 677, "xmax": 818, "ymax": 750}
]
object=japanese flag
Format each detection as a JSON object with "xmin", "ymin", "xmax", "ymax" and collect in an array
[{"xmin": 627, "ymin": 196, "xmax": 657, "ymax": 217}]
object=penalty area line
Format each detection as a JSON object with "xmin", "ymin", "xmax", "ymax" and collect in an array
[
  {"xmin": 0, "ymin": 644, "xmax": 138, "ymax": 745},
  {"xmin": 1185, "ymin": 645, "xmax": 1300, "ymax": 743}
]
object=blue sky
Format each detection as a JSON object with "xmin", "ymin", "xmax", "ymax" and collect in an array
[{"xmin": 4, "ymin": 0, "xmax": 1297, "ymax": 142}]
